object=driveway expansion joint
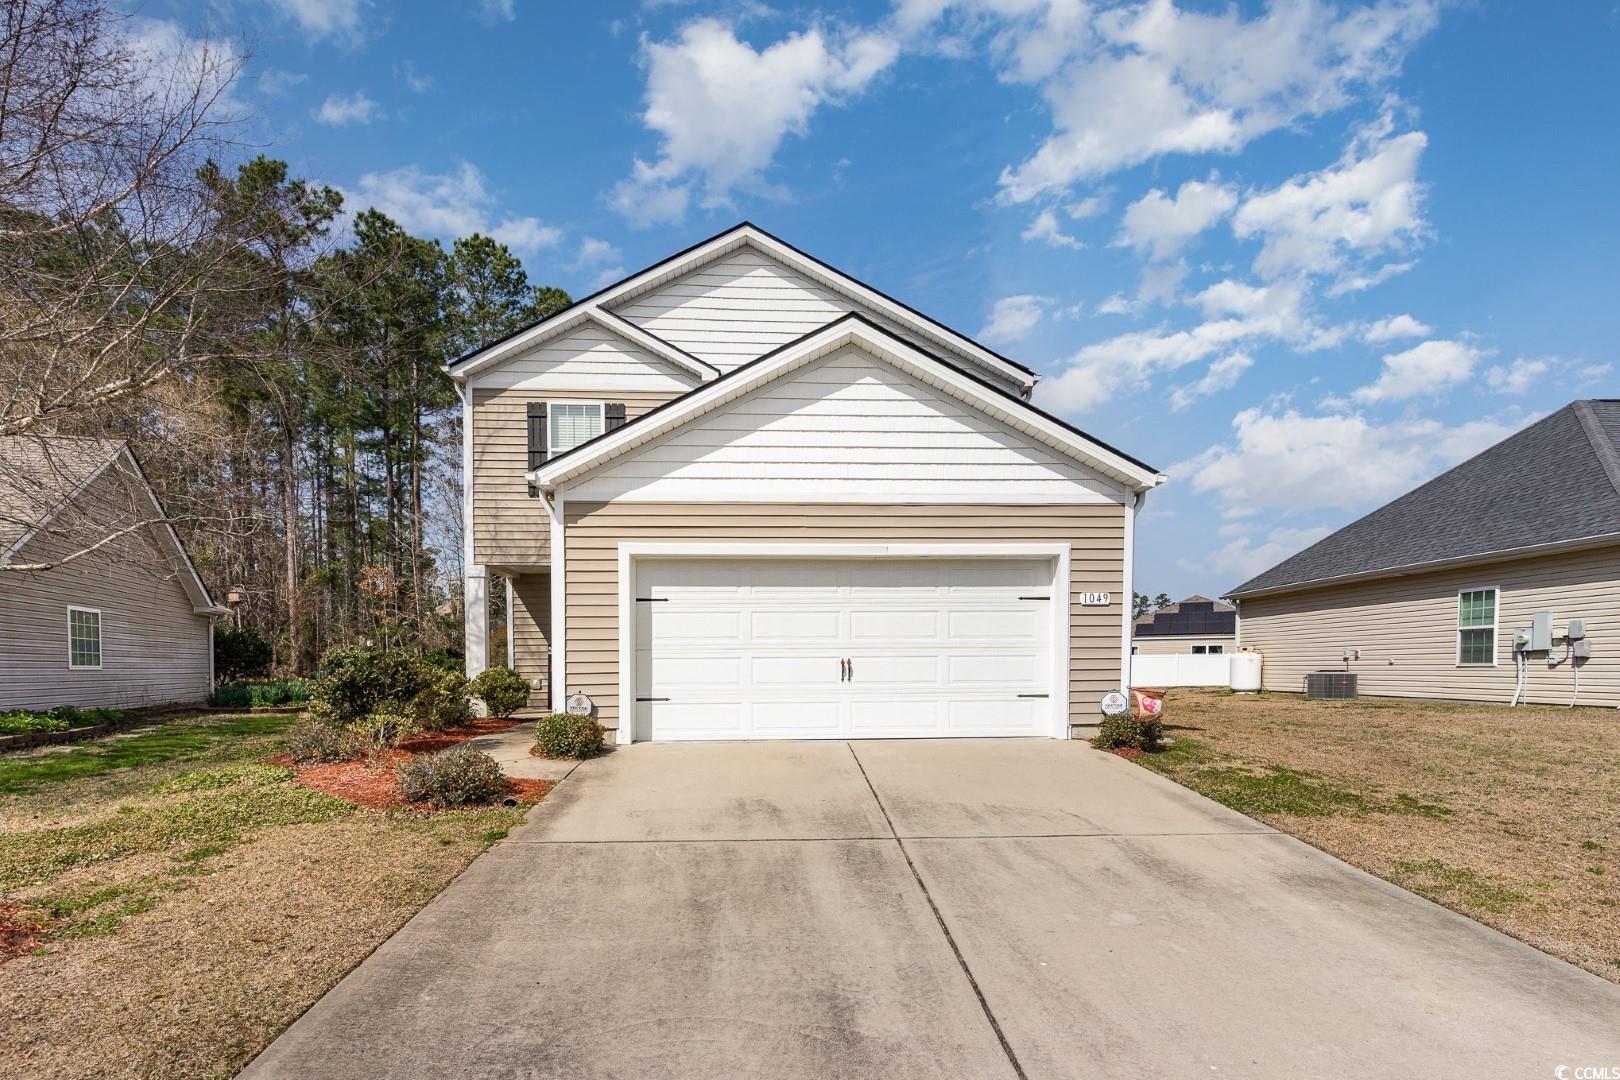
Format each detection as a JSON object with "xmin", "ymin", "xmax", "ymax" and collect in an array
[{"xmin": 847, "ymin": 742, "xmax": 1030, "ymax": 1080}]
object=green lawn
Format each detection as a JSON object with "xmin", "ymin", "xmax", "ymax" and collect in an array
[{"xmin": 0, "ymin": 710, "xmax": 532, "ymax": 1079}]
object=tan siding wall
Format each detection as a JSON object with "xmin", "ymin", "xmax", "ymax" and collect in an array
[
  {"xmin": 1132, "ymin": 634, "xmax": 1236, "ymax": 656},
  {"xmin": 471, "ymin": 388, "xmax": 679, "ymax": 566},
  {"xmin": 1237, "ymin": 544, "xmax": 1620, "ymax": 707},
  {"xmin": 509, "ymin": 572, "xmax": 550, "ymax": 706},
  {"xmin": 0, "ymin": 473, "xmax": 211, "ymax": 710},
  {"xmin": 562, "ymin": 502, "xmax": 1126, "ymax": 734}
]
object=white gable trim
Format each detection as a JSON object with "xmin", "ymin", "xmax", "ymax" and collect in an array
[
  {"xmin": 451, "ymin": 306, "xmax": 718, "ymax": 385},
  {"xmin": 448, "ymin": 224, "xmax": 1037, "ymax": 392},
  {"xmin": 532, "ymin": 317, "xmax": 1164, "ymax": 495}
]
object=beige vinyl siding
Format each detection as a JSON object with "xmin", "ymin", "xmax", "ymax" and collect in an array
[
  {"xmin": 610, "ymin": 248, "xmax": 1024, "ymax": 395},
  {"xmin": 0, "ymin": 473, "xmax": 211, "ymax": 710},
  {"xmin": 472, "ymin": 388, "xmax": 679, "ymax": 566},
  {"xmin": 561, "ymin": 502, "xmax": 1125, "ymax": 735},
  {"xmin": 509, "ymin": 571, "xmax": 550, "ymax": 706},
  {"xmin": 572, "ymin": 347, "xmax": 1114, "ymax": 503},
  {"xmin": 1237, "ymin": 543, "xmax": 1620, "ymax": 707},
  {"xmin": 1132, "ymin": 634, "xmax": 1236, "ymax": 656}
]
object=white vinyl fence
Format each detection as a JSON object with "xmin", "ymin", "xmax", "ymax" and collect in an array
[{"xmin": 1130, "ymin": 654, "xmax": 1230, "ymax": 688}]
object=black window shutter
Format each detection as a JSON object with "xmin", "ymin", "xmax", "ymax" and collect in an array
[
  {"xmin": 526, "ymin": 402, "xmax": 547, "ymax": 497},
  {"xmin": 605, "ymin": 402, "xmax": 627, "ymax": 431}
]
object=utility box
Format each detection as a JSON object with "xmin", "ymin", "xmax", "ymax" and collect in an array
[
  {"xmin": 1573, "ymin": 639, "xmax": 1592, "ymax": 659},
  {"xmin": 1305, "ymin": 671, "xmax": 1358, "ymax": 699},
  {"xmin": 1567, "ymin": 619, "xmax": 1586, "ymax": 640},
  {"xmin": 1531, "ymin": 610, "xmax": 1554, "ymax": 652}
]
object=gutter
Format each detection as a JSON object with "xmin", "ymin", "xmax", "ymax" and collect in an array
[{"xmin": 1224, "ymin": 531, "xmax": 1620, "ymax": 602}]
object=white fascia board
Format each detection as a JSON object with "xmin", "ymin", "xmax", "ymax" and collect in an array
[
  {"xmin": 449, "ymin": 307, "xmax": 716, "ymax": 384},
  {"xmin": 531, "ymin": 319, "xmax": 1162, "ymax": 493}
]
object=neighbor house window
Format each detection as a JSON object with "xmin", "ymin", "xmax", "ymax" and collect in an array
[
  {"xmin": 68, "ymin": 606, "xmax": 102, "ymax": 670},
  {"xmin": 1207, "ymin": 645, "xmax": 1224, "ymax": 655},
  {"xmin": 1457, "ymin": 588, "xmax": 1497, "ymax": 665},
  {"xmin": 1192, "ymin": 646, "xmax": 1208, "ymax": 654},
  {"xmin": 549, "ymin": 402, "xmax": 603, "ymax": 454}
]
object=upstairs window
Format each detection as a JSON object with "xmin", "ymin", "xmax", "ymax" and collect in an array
[
  {"xmin": 1457, "ymin": 588, "xmax": 1497, "ymax": 666},
  {"xmin": 68, "ymin": 606, "xmax": 102, "ymax": 669},
  {"xmin": 549, "ymin": 403, "xmax": 604, "ymax": 454}
]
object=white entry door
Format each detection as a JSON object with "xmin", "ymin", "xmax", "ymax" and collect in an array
[{"xmin": 632, "ymin": 558, "xmax": 1056, "ymax": 741}]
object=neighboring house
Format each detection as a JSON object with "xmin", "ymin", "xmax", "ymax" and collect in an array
[
  {"xmin": 450, "ymin": 223, "xmax": 1164, "ymax": 742},
  {"xmin": 1226, "ymin": 400, "xmax": 1619, "ymax": 708},
  {"xmin": 1132, "ymin": 596, "xmax": 1236, "ymax": 655},
  {"xmin": 0, "ymin": 436, "xmax": 227, "ymax": 711}
]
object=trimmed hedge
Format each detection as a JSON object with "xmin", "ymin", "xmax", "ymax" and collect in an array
[
  {"xmin": 397, "ymin": 746, "xmax": 508, "ymax": 808},
  {"xmin": 534, "ymin": 713, "xmax": 605, "ymax": 759},
  {"xmin": 469, "ymin": 667, "xmax": 529, "ymax": 719},
  {"xmin": 1091, "ymin": 712, "xmax": 1164, "ymax": 753}
]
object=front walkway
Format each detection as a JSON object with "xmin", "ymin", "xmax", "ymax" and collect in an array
[{"xmin": 244, "ymin": 740, "xmax": 1620, "ymax": 1078}]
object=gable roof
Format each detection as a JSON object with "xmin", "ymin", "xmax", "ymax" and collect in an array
[
  {"xmin": 0, "ymin": 435, "xmax": 225, "ymax": 615},
  {"xmin": 1134, "ymin": 596, "xmax": 1236, "ymax": 637},
  {"xmin": 530, "ymin": 313, "xmax": 1163, "ymax": 494},
  {"xmin": 446, "ymin": 222, "xmax": 1038, "ymax": 392},
  {"xmin": 1226, "ymin": 400, "xmax": 1620, "ymax": 599}
]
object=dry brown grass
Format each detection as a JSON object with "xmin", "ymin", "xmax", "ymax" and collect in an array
[
  {"xmin": 0, "ymin": 716, "xmax": 532, "ymax": 1079},
  {"xmin": 1140, "ymin": 689, "xmax": 1620, "ymax": 982}
]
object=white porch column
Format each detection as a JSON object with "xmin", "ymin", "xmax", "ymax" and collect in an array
[{"xmin": 465, "ymin": 565, "xmax": 489, "ymax": 677}]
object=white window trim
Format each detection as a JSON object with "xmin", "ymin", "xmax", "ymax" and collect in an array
[
  {"xmin": 548, "ymin": 400, "xmax": 605, "ymax": 456},
  {"xmin": 1455, "ymin": 585, "xmax": 1500, "ymax": 667},
  {"xmin": 67, "ymin": 605, "xmax": 103, "ymax": 671}
]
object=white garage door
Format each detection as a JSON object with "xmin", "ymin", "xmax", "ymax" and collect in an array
[{"xmin": 632, "ymin": 558, "xmax": 1055, "ymax": 741}]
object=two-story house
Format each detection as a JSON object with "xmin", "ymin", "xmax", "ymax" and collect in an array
[{"xmin": 449, "ymin": 223, "xmax": 1163, "ymax": 744}]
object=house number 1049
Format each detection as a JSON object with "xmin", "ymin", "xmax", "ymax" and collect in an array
[{"xmin": 1079, "ymin": 592, "xmax": 1112, "ymax": 606}]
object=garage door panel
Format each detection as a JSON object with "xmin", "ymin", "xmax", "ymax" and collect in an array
[
  {"xmin": 949, "ymin": 653, "xmax": 1040, "ymax": 684},
  {"xmin": 751, "ymin": 609, "xmax": 840, "ymax": 640},
  {"xmin": 849, "ymin": 609, "xmax": 940, "ymax": 640},
  {"xmin": 751, "ymin": 655, "xmax": 843, "ymax": 686},
  {"xmin": 643, "ymin": 608, "xmax": 742, "ymax": 643},
  {"xmin": 635, "ymin": 558, "xmax": 1055, "ymax": 741},
  {"xmin": 947, "ymin": 608, "xmax": 1041, "ymax": 640}
]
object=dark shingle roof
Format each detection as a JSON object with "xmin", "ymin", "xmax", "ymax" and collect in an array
[
  {"xmin": 1226, "ymin": 400, "xmax": 1620, "ymax": 598},
  {"xmin": 1134, "ymin": 596, "xmax": 1236, "ymax": 637}
]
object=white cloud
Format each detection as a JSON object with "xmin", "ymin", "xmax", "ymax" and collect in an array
[
  {"xmin": 1233, "ymin": 117, "xmax": 1428, "ymax": 286},
  {"xmin": 401, "ymin": 61, "xmax": 433, "ymax": 93},
  {"xmin": 1576, "ymin": 361, "xmax": 1614, "ymax": 384},
  {"xmin": 980, "ymin": 294, "xmax": 1048, "ymax": 344},
  {"xmin": 121, "ymin": 18, "xmax": 246, "ymax": 122},
  {"xmin": 1180, "ymin": 406, "xmax": 1523, "ymax": 514},
  {"xmin": 1117, "ymin": 175, "xmax": 1236, "ymax": 260},
  {"xmin": 1485, "ymin": 355, "xmax": 1606, "ymax": 395},
  {"xmin": 573, "ymin": 237, "xmax": 625, "ymax": 290},
  {"xmin": 907, "ymin": 0, "xmax": 1443, "ymax": 202},
  {"xmin": 273, "ymin": 0, "xmax": 365, "ymax": 44},
  {"xmin": 1096, "ymin": 294, "xmax": 1131, "ymax": 316},
  {"xmin": 1203, "ymin": 525, "xmax": 1332, "ymax": 583},
  {"xmin": 314, "ymin": 91, "xmax": 380, "ymax": 126},
  {"xmin": 611, "ymin": 19, "xmax": 898, "ymax": 224},
  {"xmin": 1362, "ymin": 313, "xmax": 1431, "ymax": 343},
  {"xmin": 347, "ymin": 163, "xmax": 562, "ymax": 256},
  {"xmin": 478, "ymin": 0, "xmax": 516, "ymax": 22},
  {"xmin": 257, "ymin": 67, "xmax": 307, "ymax": 97},
  {"xmin": 1022, "ymin": 206, "xmax": 1084, "ymax": 249},
  {"xmin": 1169, "ymin": 352, "xmax": 1253, "ymax": 412},
  {"xmin": 1065, "ymin": 195, "xmax": 1106, "ymax": 220},
  {"xmin": 1351, "ymin": 338, "xmax": 1480, "ymax": 404}
]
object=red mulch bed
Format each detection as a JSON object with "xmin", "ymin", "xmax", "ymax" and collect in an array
[
  {"xmin": 1, "ymin": 903, "xmax": 42, "ymax": 966},
  {"xmin": 272, "ymin": 717, "xmax": 551, "ymax": 812}
]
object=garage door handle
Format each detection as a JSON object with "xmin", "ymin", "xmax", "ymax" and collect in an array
[{"xmin": 839, "ymin": 658, "xmax": 848, "ymax": 682}]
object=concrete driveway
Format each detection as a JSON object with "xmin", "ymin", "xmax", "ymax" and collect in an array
[{"xmin": 245, "ymin": 740, "xmax": 1620, "ymax": 1079}]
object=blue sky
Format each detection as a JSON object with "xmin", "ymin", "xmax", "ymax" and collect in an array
[{"xmin": 146, "ymin": 0, "xmax": 1617, "ymax": 599}]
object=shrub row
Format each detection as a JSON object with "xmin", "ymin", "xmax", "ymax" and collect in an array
[
  {"xmin": 207, "ymin": 678, "xmax": 311, "ymax": 709},
  {"xmin": 396, "ymin": 745, "xmax": 508, "ymax": 808},
  {"xmin": 0, "ymin": 705, "xmax": 133, "ymax": 736},
  {"xmin": 285, "ymin": 647, "xmax": 474, "ymax": 764}
]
